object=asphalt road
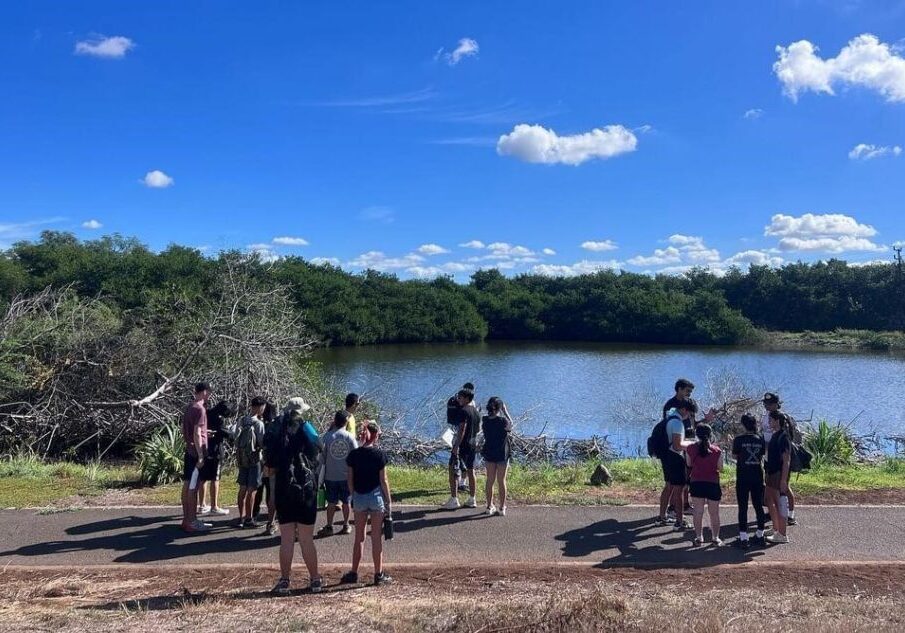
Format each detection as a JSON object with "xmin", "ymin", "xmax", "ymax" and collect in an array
[{"xmin": 2, "ymin": 505, "xmax": 904, "ymax": 567}]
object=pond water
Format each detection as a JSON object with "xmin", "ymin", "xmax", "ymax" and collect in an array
[{"xmin": 312, "ymin": 342, "xmax": 905, "ymax": 456}]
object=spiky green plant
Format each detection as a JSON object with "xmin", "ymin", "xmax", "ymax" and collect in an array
[{"xmin": 136, "ymin": 420, "xmax": 186, "ymax": 485}]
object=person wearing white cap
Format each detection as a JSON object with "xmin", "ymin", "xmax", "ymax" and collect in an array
[{"xmin": 266, "ymin": 396, "xmax": 324, "ymax": 595}]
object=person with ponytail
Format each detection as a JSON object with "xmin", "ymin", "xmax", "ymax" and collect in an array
[
  {"xmin": 342, "ymin": 421, "xmax": 393, "ymax": 586},
  {"xmin": 764, "ymin": 410, "xmax": 792, "ymax": 544},
  {"xmin": 732, "ymin": 413, "xmax": 768, "ymax": 549},
  {"xmin": 481, "ymin": 397, "xmax": 513, "ymax": 516},
  {"xmin": 685, "ymin": 424, "xmax": 724, "ymax": 546}
]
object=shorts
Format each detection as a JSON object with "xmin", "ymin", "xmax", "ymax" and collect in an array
[
  {"xmin": 662, "ymin": 451, "xmax": 687, "ymax": 486},
  {"xmin": 352, "ymin": 487, "xmax": 386, "ymax": 514},
  {"xmin": 198, "ymin": 457, "xmax": 221, "ymax": 482},
  {"xmin": 450, "ymin": 444, "xmax": 476, "ymax": 470},
  {"xmin": 689, "ymin": 481, "xmax": 722, "ymax": 501},
  {"xmin": 325, "ymin": 479, "xmax": 351, "ymax": 504},
  {"xmin": 765, "ymin": 471, "xmax": 782, "ymax": 490},
  {"xmin": 237, "ymin": 463, "xmax": 263, "ymax": 489},
  {"xmin": 274, "ymin": 484, "xmax": 317, "ymax": 526},
  {"xmin": 182, "ymin": 452, "xmax": 199, "ymax": 482}
]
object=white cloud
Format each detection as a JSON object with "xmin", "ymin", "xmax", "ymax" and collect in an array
[
  {"xmin": 416, "ymin": 243, "xmax": 450, "ymax": 256},
  {"xmin": 628, "ymin": 235, "xmax": 722, "ymax": 268},
  {"xmin": 744, "ymin": 108, "xmax": 764, "ymax": 119},
  {"xmin": 627, "ymin": 246, "xmax": 683, "ymax": 267},
  {"xmin": 774, "ymin": 34, "xmax": 905, "ymax": 102},
  {"xmin": 848, "ymin": 143, "xmax": 902, "ymax": 160},
  {"xmin": 272, "ymin": 236, "xmax": 309, "ymax": 246},
  {"xmin": 460, "ymin": 240, "xmax": 486, "ymax": 249},
  {"xmin": 310, "ymin": 257, "xmax": 340, "ymax": 266},
  {"xmin": 74, "ymin": 35, "xmax": 135, "ymax": 59},
  {"xmin": 81, "ymin": 219, "xmax": 102, "ymax": 230},
  {"xmin": 497, "ymin": 124, "xmax": 638, "ymax": 166},
  {"xmin": 440, "ymin": 37, "xmax": 479, "ymax": 66},
  {"xmin": 634, "ymin": 124, "xmax": 654, "ymax": 134},
  {"xmin": 486, "ymin": 242, "xmax": 534, "ymax": 258},
  {"xmin": 723, "ymin": 250, "xmax": 784, "ymax": 267},
  {"xmin": 776, "ymin": 236, "xmax": 885, "ymax": 253},
  {"xmin": 141, "ymin": 170, "xmax": 174, "ymax": 188},
  {"xmin": 407, "ymin": 261, "xmax": 476, "ymax": 278},
  {"xmin": 247, "ymin": 244, "xmax": 280, "ymax": 263},
  {"xmin": 581, "ymin": 240, "xmax": 618, "ymax": 252},
  {"xmin": 765, "ymin": 213, "xmax": 877, "ymax": 239},
  {"xmin": 530, "ymin": 260, "xmax": 622, "ymax": 277},
  {"xmin": 348, "ymin": 251, "xmax": 425, "ymax": 271},
  {"xmin": 542, "ymin": 248, "xmax": 556, "ymax": 256}
]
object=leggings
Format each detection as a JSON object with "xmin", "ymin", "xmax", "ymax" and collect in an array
[
  {"xmin": 252, "ymin": 476, "xmax": 272, "ymax": 518},
  {"xmin": 736, "ymin": 477, "xmax": 767, "ymax": 532}
]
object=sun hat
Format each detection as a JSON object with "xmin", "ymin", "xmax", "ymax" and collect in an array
[{"xmin": 284, "ymin": 397, "xmax": 312, "ymax": 414}]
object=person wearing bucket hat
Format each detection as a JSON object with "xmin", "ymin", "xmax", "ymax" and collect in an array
[{"xmin": 266, "ymin": 396, "xmax": 323, "ymax": 595}]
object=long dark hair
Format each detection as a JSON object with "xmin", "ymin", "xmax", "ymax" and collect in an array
[
  {"xmin": 486, "ymin": 397, "xmax": 504, "ymax": 416},
  {"xmin": 695, "ymin": 424, "xmax": 713, "ymax": 457},
  {"xmin": 740, "ymin": 413, "xmax": 757, "ymax": 433},
  {"xmin": 769, "ymin": 409, "xmax": 789, "ymax": 433}
]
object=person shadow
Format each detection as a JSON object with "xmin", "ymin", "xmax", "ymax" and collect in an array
[
  {"xmin": 555, "ymin": 516, "xmax": 766, "ymax": 567},
  {"xmin": 0, "ymin": 514, "xmax": 278, "ymax": 564},
  {"xmin": 393, "ymin": 507, "xmax": 492, "ymax": 534}
]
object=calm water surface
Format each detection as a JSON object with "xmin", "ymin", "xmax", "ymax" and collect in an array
[{"xmin": 313, "ymin": 342, "xmax": 905, "ymax": 455}]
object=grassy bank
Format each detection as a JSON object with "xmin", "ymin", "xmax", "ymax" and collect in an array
[
  {"xmin": 756, "ymin": 328, "xmax": 905, "ymax": 352},
  {"xmin": 2, "ymin": 456, "xmax": 904, "ymax": 508}
]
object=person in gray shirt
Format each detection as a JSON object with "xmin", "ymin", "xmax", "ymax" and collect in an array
[{"xmin": 317, "ymin": 410, "xmax": 358, "ymax": 536}]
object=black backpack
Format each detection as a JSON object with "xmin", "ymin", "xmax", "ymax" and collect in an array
[
  {"xmin": 790, "ymin": 442, "xmax": 813, "ymax": 473},
  {"xmin": 647, "ymin": 415, "xmax": 677, "ymax": 458}
]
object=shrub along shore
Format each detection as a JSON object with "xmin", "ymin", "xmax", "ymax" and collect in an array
[{"xmin": 1, "ymin": 455, "xmax": 902, "ymax": 509}]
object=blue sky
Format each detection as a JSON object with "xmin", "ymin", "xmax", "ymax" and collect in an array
[{"xmin": 2, "ymin": 1, "xmax": 904, "ymax": 278}]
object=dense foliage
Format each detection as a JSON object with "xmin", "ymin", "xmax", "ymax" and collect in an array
[{"xmin": 1, "ymin": 232, "xmax": 903, "ymax": 347}]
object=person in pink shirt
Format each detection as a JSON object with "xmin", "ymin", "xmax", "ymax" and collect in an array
[
  {"xmin": 685, "ymin": 424, "xmax": 724, "ymax": 547},
  {"xmin": 181, "ymin": 382, "xmax": 212, "ymax": 533}
]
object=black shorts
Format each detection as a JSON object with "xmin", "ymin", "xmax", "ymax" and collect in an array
[
  {"xmin": 274, "ymin": 483, "xmax": 317, "ymax": 526},
  {"xmin": 661, "ymin": 452, "xmax": 687, "ymax": 486},
  {"xmin": 182, "ymin": 452, "xmax": 199, "ymax": 482},
  {"xmin": 454, "ymin": 444, "xmax": 476, "ymax": 470},
  {"xmin": 689, "ymin": 481, "xmax": 722, "ymax": 501},
  {"xmin": 198, "ymin": 457, "xmax": 221, "ymax": 482}
]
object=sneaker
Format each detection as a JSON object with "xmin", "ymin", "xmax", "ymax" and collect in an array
[
  {"xmin": 244, "ymin": 518, "xmax": 260, "ymax": 529},
  {"xmin": 340, "ymin": 571, "xmax": 359, "ymax": 584},
  {"xmin": 317, "ymin": 525, "xmax": 335, "ymax": 537},
  {"xmin": 734, "ymin": 538, "xmax": 750, "ymax": 550},
  {"xmin": 787, "ymin": 516, "xmax": 798, "ymax": 526},
  {"xmin": 766, "ymin": 533, "xmax": 790, "ymax": 545},
  {"xmin": 486, "ymin": 505, "xmax": 497, "ymax": 516},
  {"xmin": 457, "ymin": 482, "xmax": 468, "ymax": 492},
  {"xmin": 656, "ymin": 516, "xmax": 670, "ymax": 527},
  {"xmin": 763, "ymin": 529, "xmax": 774, "ymax": 538},
  {"xmin": 666, "ymin": 509, "xmax": 677, "ymax": 522},
  {"xmin": 308, "ymin": 577, "xmax": 323, "ymax": 594},
  {"xmin": 712, "ymin": 537, "xmax": 724, "ymax": 547},
  {"xmin": 693, "ymin": 536, "xmax": 703, "ymax": 546},
  {"xmin": 190, "ymin": 519, "xmax": 212, "ymax": 531},
  {"xmin": 374, "ymin": 572, "xmax": 392, "ymax": 586},
  {"xmin": 264, "ymin": 522, "xmax": 278, "ymax": 536},
  {"xmin": 209, "ymin": 507, "xmax": 229, "ymax": 516},
  {"xmin": 751, "ymin": 535, "xmax": 766, "ymax": 547},
  {"xmin": 441, "ymin": 497, "xmax": 461, "ymax": 510},
  {"xmin": 674, "ymin": 520, "xmax": 691, "ymax": 531},
  {"xmin": 198, "ymin": 505, "xmax": 211, "ymax": 515},
  {"xmin": 271, "ymin": 578, "xmax": 291, "ymax": 595},
  {"xmin": 236, "ymin": 518, "xmax": 248, "ymax": 529},
  {"xmin": 464, "ymin": 496, "xmax": 477, "ymax": 508},
  {"xmin": 684, "ymin": 505, "xmax": 694, "ymax": 515},
  {"xmin": 339, "ymin": 524, "xmax": 352, "ymax": 535}
]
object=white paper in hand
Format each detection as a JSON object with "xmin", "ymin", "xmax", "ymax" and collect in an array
[
  {"xmin": 441, "ymin": 427, "xmax": 455, "ymax": 448},
  {"xmin": 189, "ymin": 467, "xmax": 200, "ymax": 491}
]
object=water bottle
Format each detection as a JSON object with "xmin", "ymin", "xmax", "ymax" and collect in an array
[
  {"xmin": 779, "ymin": 494, "xmax": 790, "ymax": 519},
  {"xmin": 383, "ymin": 511, "xmax": 394, "ymax": 541}
]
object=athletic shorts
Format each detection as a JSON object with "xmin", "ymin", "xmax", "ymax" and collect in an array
[
  {"xmin": 274, "ymin": 489, "xmax": 317, "ymax": 526},
  {"xmin": 689, "ymin": 481, "xmax": 722, "ymax": 501},
  {"xmin": 237, "ymin": 463, "xmax": 263, "ymax": 489},
  {"xmin": 325, "ymin": 479, "xmax": 351, "ymax": 504},
  {"xmin": 450, "ymin": 444, "xmax": 476, "ymax": 470},
  {"xmin": 182, "ymin": 452, "xmax": 199, "ymax": 482},
  {"xmin": 198, "ymin": 457, "xmax": 221, "ymax": 482},
  {"xmin": 662, "ymin": 451, "xmax": 687, "ymax": 486}
]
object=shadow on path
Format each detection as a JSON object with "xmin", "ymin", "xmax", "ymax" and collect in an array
[{"xmin": 393, "ymin": 507, "xmax": 491, "ymax": 534}]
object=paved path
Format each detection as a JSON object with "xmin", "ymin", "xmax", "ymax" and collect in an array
[{"xmin": 2, "ymin": 505, "xmax": 904, "ymax": 568}]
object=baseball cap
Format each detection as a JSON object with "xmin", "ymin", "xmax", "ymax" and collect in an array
[{"xmin": 762, "ymin": 392, "xmax": 781, "ymax": 405}]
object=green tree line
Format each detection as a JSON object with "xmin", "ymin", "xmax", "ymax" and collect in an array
[{"xmin": 2, "ymin": 232, "xmax": 903, "ymax": 346}]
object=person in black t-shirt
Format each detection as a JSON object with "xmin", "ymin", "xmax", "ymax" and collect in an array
[
  {"xmin": 447, "ymin": 382, "xmax": 475, "ymax": 491},
  {"xmin": 481, "ymin": 396, "xmax": 513, "ymax": 517},
  {"xmin": 341, "ymin": 421, "xmax": 393, "ymax": 586},
  {"xmin": 443, "ymin": 389, "xmax": 480, "ymax": 510},
  {"xmin": 764, "ymin": 410, "xmax": 792, "ymax": 544},
  {"xmin": 197, "ymin": 400, "xmax": 237, "ymax": 517},
  {"xmin": 731, "ymin": 414, "xmax": 768, "ymax": 549}
]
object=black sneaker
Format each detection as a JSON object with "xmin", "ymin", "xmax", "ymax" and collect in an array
[
  {"xmin": 787, "ymin": 516, "xmax": 798, "ymax": 526},
  {"xmin": 340, "ymin": 571, "xmax": 359, "ymax": 585},
  {"xmin": 309, "ymin": 577, "xmax": 323, "ymax": 594},
  {"xmin": 674, "ymin": 520, "xmax": 691, "ymax": 532},
  {"xmin": 734, "ymin": 538, "xmax": 750, "ymax": 550},
  {"xmin": 374, "ymin": 572, "xmax": 392, "ymax": 586},
  {"xmin": 271, "ymin": 578, "xmax": 290, "ymax": 595},
  {"xmin": 316, "ymin": 525, "xmax": 334, "ymax": 537},
  {"xmin": 245, "ymin": 518, "xmax": 260, "ymax": 529},
  {"xmin": 751, "ymin": 535, "xmax": 766, "ymax": 547}
]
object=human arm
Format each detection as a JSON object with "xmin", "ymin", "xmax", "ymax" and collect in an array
[
  {"xmin": 379, "ymin": 467, "xmax": 392, "ymax": 514},
  {"xmin": 780, "ymin": 440, "xmax": 792, "ymax": 494},
  {"xmin": 193, "ymin": 412, "xmax": 206, "ymax": 466}
]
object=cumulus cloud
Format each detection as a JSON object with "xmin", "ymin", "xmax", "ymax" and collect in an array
[
  {"xmin": 774, "ymin": 34, "xmax": 905, "ymax": 102},
  {"xmin": 348, "ymin": 251, "xmax": 425, "ymax": 271},
  {"xmin": 141, "ymin": 170, "xmax": 174, "ymax": 188},
  {"xmin": 723, "ymin": 250, "xmax": 784, "ymax": 267},
  {"xmin": 497, "ymin": 124, "xmax": 637, "ymax": 166},
  {"xmin": 581, "ymin": 240, "xmax": 618, "ymax": 252},
  {"xmin": 530, "ymin": 260, "xmax": 622, "ymax": 277},
  {"xmin": 765, "ymin": 212, "xmax": 884, "ymax": 252},
  {"xmin": 74, "ymin": 35, "xmax": 135, "ymax": 59},
  {"xmin": 439, "ymin": 37, "xmax": 479, "ymax": 65},
  {"xmin": 627, "ymin": 246, "xmax": 683, "ymax": 267},
  {"xmin": 848, "ymin": 143, "xmax": 902, "ymax": 160},
  {"xmin": 81, "ymin": 219, "xmax": 102, "ymax": 230},
  {"xmin": 310, "ymin": 257, "xmax": 340, "ymax": 266},
  {"xmin": 744, "ymin": 108, "xmax": 764, "ymax": 119},
  {"xmin": 460, "ymin": 240, "xmax": 486, "ymax": 249},
  {"xmin": 486, "ymin": 242, "xmax": 535, "ymax": 258},
  {"xmin": 407, "ymin": 262, "xmax": 476, "ymax": 279},
  {"xmin": 272, "ymin": 236, "xmax": 309, "ymax": 246},
  {"xmin": 542, "ymin": 248, "xmax": 556, "ymax": 256},
  {"xmin": 416, "ymin": 243, "xmax": 451, "ymax": 256},
  {"xmin": 628, "ymin": 235, "xmax": 722, "ymax": 269}
]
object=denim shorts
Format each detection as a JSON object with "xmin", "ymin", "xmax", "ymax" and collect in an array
[
  {"xmin": 351, "ymin": 487, "xmax": 386, "ymax": 513},
  {"xmin": 325, "ymin": 479, "xmax": 351, "ymax": 504}
]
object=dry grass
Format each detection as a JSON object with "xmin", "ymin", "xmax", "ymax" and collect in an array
[{"xmin": 1, "ymin": 564, "xmax": 904, "ymax": 632}]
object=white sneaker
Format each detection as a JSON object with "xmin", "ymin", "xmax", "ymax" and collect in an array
[
  {"xmin": 191, "ymin": 519, "xmax": 212, "ymax": 531},
  {"xmin": 464, "ymin": 496, "xmax": 477, "ymax": 508},
  {"xmin": 198, "ymin": 505, "xmax": 211, "ymax": 515},
  {"xmin": 499, "ymin": 506, "xmax": 507, "ymax": 516},
  {"xmin": 209, "ymin": 507, "xmax": 230, "ymax": 516},
  {"xmin": 712, "ymin": 537, "xmax": 724, "ymax": 547},
  {"xmin": 442, "ymin": 497, "xmax": 460, "ymax": 510},
  {"xmin": 766, "ymin": 533, "xmax": 789, "ymax": 544},
  {"xmin": 486, "ymin": 505, "xmax": 497, "ymax": 516}
]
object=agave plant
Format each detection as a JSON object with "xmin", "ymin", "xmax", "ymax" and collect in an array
[
  {"xmin": 803, "ymin": 420, "xmax": 856, "ymax": 468},
  {"xmin": 136, "ymin": 420, "xmax": 186, "ymax": 485}
]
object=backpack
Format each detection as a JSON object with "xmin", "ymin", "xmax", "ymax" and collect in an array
[
  {"xmin": 790, "ymin": 442, "xmax": 813, "ymax": 473},
  {"xmin": 236, "ymin": 418, "xmax": 261, "ymax": 468},
  {"xmin": 279, "ymin": 415, "xmax": 320, "ymax": 506},
  {"xmin": 647, "ymin": 414, "xmax": 679, "ymax": 458}
]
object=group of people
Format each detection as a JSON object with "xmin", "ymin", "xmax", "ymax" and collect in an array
[
  {"xmin": 180, "ymin": 383, "xmax": 393, "ymax": 593},
  {"xmin": 653, "ymin": 378, "xmax": 799, "ymax": 548}
]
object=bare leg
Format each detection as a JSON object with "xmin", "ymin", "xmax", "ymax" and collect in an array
[
  {"xmin": 181, "ymin": 481, "xmax": 195, "ymax": 525},
  {"xmin": 370, "ymin": 511, "xmax": 385, "ymax": 575},
  {"xmin": 325, "ymin": 502, "xmax": 336, "ymax": 528},
  {"xmin": 237, "ymin": 487, "xmax": 245, "ymax": 520},
  {"xmin": 485, "ymin": 462, "xmax": 497, "ymax": 508},
  {"xmin": 448, "ymin": 459, "xmax": 458, "ymax": 498},
  {"xmin": 692, "ymin": 496, "xmax": 705, "ymax": 539},
  {"xmin": 196, "ymin": 481, "xmax": 207, "ymax": 510},
  {"xmin": 497, "ymin": 461, "xmax": 509, "ymax": 509},
  {"xmin": 467, "ymin": 468, "xmax": 476, "ymax": 498},
  {"xmin": 351, "ymin": 510, "xmax": 368, "ymax": 573},
  {"xmin": 341, "ymin": 502, "xmax": 351, "ymax": 526},
  {"xmin": 708, "ymin": 499, "xmax": 721, "ymax": 541},
  {"xmin": 671, "ymin": 485, "xmax": 685, "ymax": 522},
  {"xmin": 243, "ymin": 488, "xmax": 255, "ymax": 520},
  {"xmin": 296, "ymin": 523, "xmax": 319, "ymax": 581},
  {"xmin": 279, "ymin": 522, "xmax": 296, "ymax": 579},
  {"xmin": 211, "ymin": 480, "xmax": 221, "ymax": 509},
  {"xmin": 659, "ymin": 483, "xmax": 670, "ymax": 519}
]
